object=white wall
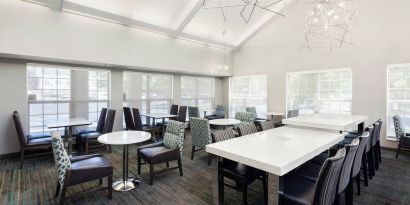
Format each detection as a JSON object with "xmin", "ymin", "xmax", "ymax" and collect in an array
[
  {"xmin": 233, "ymin": 0, "xmax": 410, "ymax": 148},
  {"xmin": 0, "ymin": 0, "xmax": 232, "ymax": 77},
  {"xmin": 0, "ymin": 62, "xmax": 28, "ymax": 155}
]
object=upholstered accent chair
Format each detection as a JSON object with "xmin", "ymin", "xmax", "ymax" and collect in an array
[
  {"xmin": 206, "ymin": 105, "xmax": 225, "ymax": 120},
  {"xmin": 80, "ymin": 109, "xmax": 116, "ymax": 153},
  {"xmin": 260, "ymin": 120, "xmax": 276, "ymax": 131},
  {"xmin": 123, "ymin": 107, "xmax": 135, "ymax": 130},
  {"xmin": 351, "ymin": 132, "xmax": 370, "ymax": 196},
  {"xmin": 189, "ymin": 118, "xmax": 212, "ymax": 164},
  {"xmin": 287, "ymin": 109, "xmax": 299, "ymax": 118},
  {"xmin": 132, "ymin": 108, "xmax": 161, "ymax": 141},
  {"xmin": 279, "ymin": 148, "xmax": 346, "ymax": 205},
  {"xmin": 188, "ymin": 106, "xmax": 200, "ymax": 119},
  {"xmin": 393, "ymin": 115, "xmax": 410, "ymax": 159},
  {"xmin": 51, "ymin": 131, "xmax": 113, "ymax": 205},
  {"xmin": 137, "ymin": 120, "xmax": 185, "ymax": 185},
  {"xmin": 12, "ymin": 111, "xmax": 52, "ymax": 169}
]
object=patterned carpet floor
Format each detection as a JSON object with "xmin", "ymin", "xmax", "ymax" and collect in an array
[{"xmin": 1, "ymin": 133, "xmax": 410, "ymax": 205}]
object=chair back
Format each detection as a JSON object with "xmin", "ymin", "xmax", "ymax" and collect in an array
[
  {"xmin": 260, "ymin": 120, "xmax": 275, "ymax": 131},
  {"xmin": 352, "ymin": 131, "xmax": 370, "ymax": 177},
  {"xmin": 287, "ymin": 110, "xmax": 299, "ymax": 118},
  {"xmin": 393, "ymin": 115, "xmax": 405, "ymax": 139},
  {"xmin": 313, "ymin": 148, "xmax": 346, "ymax": 205},
  {"xmin": 51, "ymin": 131, "xmax": 71, "ymax": 187},
  {"xmin": 123, "ymin": 107, "xmax": 135, "ymax": 130},
  {"xmin": 188, "ymin": 107, "xmax": 200, "ymax": 118},
  {"xmin": 170, "ymin": 104, "xmax": 179, "ymax": 115},
  {"xmin": 376, "ymin": 119, "xmax": 383, "ymax": 141},
  {"xmin": 102, "ymin": 109, "xmax": 116, "ymax": 134},
  {"xmin": 235, "ymin": 112, "xmax": 255, "ymax": 125},
  {"xmin": 372, "ymin": 122, "xmax": 380, "ymax": 147},
  {"xmin": 190, "ymin": 118, "xmax": 211, "ymax": 148},
  {"xmin": 212, "ymin": 128, "xmax": 235, "ymax": 143},
  {"xmin": 245, "ymin": 106, "xmax": 258, "ymax": 118},
  {"xmin": 96, "ymin": 108, "xmax": 107, "ymax": 132},
  {"xmin": 12, "ymin": 111, "xmax": 28, "ymax": 147},
  {"xmin": 338, "ymin": 138, "xmax": 360, "ymax": 193},
  {"xmin": 365, "ymin": 126, "xmax": 374, "ymax": 153},
  {"xmin": 177, "ymin": 106, "xmax": 187, "ymax": 122},
  {"xmin": 163, "ymin": 120, "xmax": 185, "ymax": 155},
  {"xmin": 215, "ymin": 105, "xmax": 225, "ymax": 118},
  {"xmin": 132, "ymin": 108, "xmax": 144, "ymax": 131},
  {"xmin": 237, "ymin": 124, "xmax": 258, "ymax": 136}
]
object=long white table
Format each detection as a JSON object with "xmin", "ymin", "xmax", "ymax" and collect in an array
[
  {"xmin": 206, "ymin": 126, "xmax": 343, "ymax": 204},
  {"xmin": 282, "ymin": 113, "xmax": 368, "ymax": 132}
]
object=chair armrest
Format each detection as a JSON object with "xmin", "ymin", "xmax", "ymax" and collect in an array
[
  {"xmin": 70, "ymin": 154, "xmax": 102, "ymax": 162},
  {"xmin": 137, "ymin": 141, "xmax": 164, "ymax": 151}
]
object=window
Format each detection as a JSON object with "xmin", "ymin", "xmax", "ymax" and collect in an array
[
  {"xmin": 28, "ymin": 64, "xmax": 71, "ymax": 134},
  {"xmin": 88, "ymin": 70, "xmax": 110, "ymax": 126},
  {"xmin": 387, "ymin": 63, "xmax": 410, "ymax": 138},
  {"xmin": 229, "ymin": 75, "xmax": 267, "ymax": 117},
  {"xmin": 123, "ymin": 72, "xmax": 173, "ymax": 115},
  {"xmin": 181, "ymin": 76, "xmax": 214, "ymax": 112},
  {"xmin": 286, "ymin": 69, "xmax": 352, "ymax": 115}
]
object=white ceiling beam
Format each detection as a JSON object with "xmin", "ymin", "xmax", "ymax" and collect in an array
[
  {"xmin": 178, "ymin": 33, "xmax": 235, "ymax": 50},
  {"xmin": 170, "ymin": 0, "xmax": 203, "ymax": 39},
  {"xmin": 233, "ymin": 0, "xmax": 296, "ymax": 50},
  {"xmin": 51, "ymin": 0, "xmax": 64, "ymax": 11}
]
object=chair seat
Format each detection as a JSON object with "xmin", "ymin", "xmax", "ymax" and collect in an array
[
  {"xmin": 69, "ymin": 156, "xmax": 113, "ymax": 185},
  {"xmin": 28, "ymin": 133, "xmax": 51, "ymax": 139},
  {"xmin": 77, "ymin": 128, "xmax": 98, "ymax": 135},
  {"xmin": 279, "ymin": 175, "xmax": 315, "ymax": 205},
  {"xmin": 219, "ymin": 159, "xmax": 265, "ymax": 184},
  {"xmin": 27, "ymin": 137, "xmax": 52, "ymax": 146},
  {"xmin": 81, "ymin": 132, "xmax": 101, "ymax": 139},
  {"xmin": 295, "ymin": 162, "xmax": 321, "ymax": 182},
  {"xmin": 139, "ymin": 146, "xmax": 178, "ymax": 163}
]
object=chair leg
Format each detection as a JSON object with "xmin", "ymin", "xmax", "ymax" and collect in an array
[
  {"xmin": 55, "ymin": 181, "xmax": 60, "ymax": 197},
  {"xmin": 208, "ymin": 154, "xmax": 212, "ymax": 166},
  {"xmin": 362, "ymin": 154, "xmax": 368, "ymax": 186},
  {"xmin": 377, "ymin": 141, "xmax": 382, "ymax": 163},
  {"xmin": 85, "ymin": 139, "xmax": 89, "ymax": 154},
  {"xmin": 99, "ymin": 179, "xmax": 103, "ymax": 185},
  {"xmin": 191, "ymin": 146, "xmax": 195, "ymax": 160},
  {"xmin": 137, "ymin": 155, "xmax": 142, "ymax": 175},
  {"xmin": 178, "ymin": 157, "xmax": 183, "ymax": 176},
  {"xmin": 335, "ymin": 193, "xmax": 340, "ymax": 205},
  {"xmin": 242, "ymin": 184, "xmax": 248, "ymax": 205},
  {"xmin": 263, "ymin": 174, "xmax": 268, "ymax": 205},
  {"xmin": 374, "ymin": 147, "xmax": 379, "ymax": 170},
  {"xmin": 396, "ymin": 144, "xmax": 400, "ymax": 159},
  {"xmin": 108, "ymin": 175, "xmax": 112, "ymax": 199},
  {"xmin": 367, "ymin": 151, "xmax": 375, "ymax": 178},
  {"xmin": 19, "ymin": 149, "xmax": 24, "ymax": 169},
  {"xmin": 166, "ymin": 162, "xmax": 170, "ymax": 167},
  {"xmin": 59, "ymin": 184, "xmax": 67, "ymax": 205},
  {"xmin": 108, "ymin": 145, "xmax": 112, "ymax": 153},
  {"xmin": 356, "ymin": 175, "xmax": 361, "ymax": 195},
  {"xmin": 149, "ymin": 163, "xmax": 154, "ymax": 185},
  {"xmin": 218, "ymin": 171, "xmax": 224, "ymax": 204}
]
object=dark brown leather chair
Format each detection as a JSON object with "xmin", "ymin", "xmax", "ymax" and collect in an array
[
  {"xmin": 81, "ymin": 109, "xmax": 116, "ymax": 153},
  {"xmin": 177, "ymin": 106, "xmax": 187, "ymax": 123},
  {"xmin": 137, "ymin": 120, "xmax": 185, "ymax": 185},
  {"xmin": 169, "ymin": 104, "xmax": 179, "ymax": 120},
  {"xmin": 51, "ymin": 132, "xmax": 113, "ymax": 205},
  {"xmin": 132, "ymin": 108, "xmax": 161, "ymax": 140},
  {"xmin": 123, "ymin": 107, "xmax": 135, "ymax": 130},
  {"xmin": 12, "ymin": 111, "xmax": 52, "ymax": 169},
  {"xmin": 77, "ymin": 108, "xmax": 107, "ymax": 135}
]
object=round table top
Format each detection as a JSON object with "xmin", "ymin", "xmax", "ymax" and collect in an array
[
  {"xmin": 98, "ymin": 131, "xmax": 151, "ymax": 145},
  {"xmin": 209, "ymin": 119, "xmax": 241, "ymax": 126}
]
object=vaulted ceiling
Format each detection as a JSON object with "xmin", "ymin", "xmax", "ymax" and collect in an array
[{"xmin": 23, "ymin": 0, "xmax": 294, "ymax": 49}]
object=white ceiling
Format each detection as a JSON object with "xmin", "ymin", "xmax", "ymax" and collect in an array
[{"xmin": 24, "ymin": 0, "xmax": 293, "ymax": 49}]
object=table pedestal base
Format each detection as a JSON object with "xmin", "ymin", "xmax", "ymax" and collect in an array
[{"xmin": 113, "ymin": 178, "xmax": 140, "ymax": 191}]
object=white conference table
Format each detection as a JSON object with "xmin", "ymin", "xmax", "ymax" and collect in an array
[
  {"xmin": 98, "ymin": 131, "xmax": 151, "ymax": 191},
  {"xmin": 48, "ymin": 118, "xmax": 91, "ymax": 155},
  {"xmin": 209, "ymin": 118, "xmax": 241, "ymax": 129},
  {"xmin": 282, "ymin": 113, "xmax": 368, "ymax": 132},
  {"xmin": 206, "ymin": 126, "xmax": 343, "ymax": 204}
]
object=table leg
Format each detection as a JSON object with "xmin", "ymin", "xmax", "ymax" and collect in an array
[
  {"xmin": 267, "ymin": 173, "xmax": 279, "ymax": 204},
  {"xmin": 63, "ymin": 127, "xmax": 68, "ymax": 149},
  {"xmin": 68, "ymin": 126, "xmax": 73, "ymax": 156},
  {"xmin": 113, "ymin": 144, "xmax": 139, "ymax": 191},
  {"xmin": 162, "ymin": 118, "xmax": 166, "ymax": 136},
  {"xmin": 211, "ymin": 157, "xmax": 220, "ymax": 205},
  {"xmin": 204, "ymin": 111, "xmax": 207, "ymax": 118}
]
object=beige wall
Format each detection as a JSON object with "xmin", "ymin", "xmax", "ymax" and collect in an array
[{"xmin": 233, "ymin": 0, "xmax": 410, "ymax": 148}]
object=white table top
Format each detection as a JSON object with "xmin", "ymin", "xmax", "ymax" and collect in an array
[
  {"xmin": 48, "ymin": 118, "xmax": 91, "ymax": 129},
  {"xmin": 282, "ymin": 113, "xmax": 368, "ymax": 131},
  {"xmin": 266, "ymin": 112, "xmax": 285, "ymax": 116},
  {"xmin": 206, "ymin": 126, "xmax": 343, "ymax": 176},
  {"xmin": 142, "ymin": 113, "xmax": 178, "ymax": 119},
  {"xmin": 209, "ymin": 119, "xmax": 241, "ymax": 126},
  {"xmin": 203, "ymin": 110, "xmax": 216, "ymax": 112},
  {"xmin": 98, "ymin": 131, "xmax": 151, "ymax": 145}
]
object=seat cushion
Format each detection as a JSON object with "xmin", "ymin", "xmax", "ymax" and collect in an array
[
  {"xmin": 139, "ymin": 146, "xmax": 179, "ymax": 163},
  {"xmin": 279, "ymin": 175, "xmax": 315, "ymax": 205},
  {"xmin": 69, "ymin": 156, "xmax": 113, "ymax": 185},
  {"xmin": 28, "ymin": 137, "xmax": 52, "ymax": 146},
  {"xmin": 219, "ymin": 159, "xmax": 265, "ymax": 184},
  {"xmin": 28, "ymin": 133, "xmax": 51, "ymax": 140},
  {"xmin": 295, "ymin": 162, "xmax": 321, "ymax": 182},
  {"xmin": 77, "ymin": 128, "xmax": 97, "ymax": 135},
  {"xmin": 80, "ymin": 132, "xmax": 101, "ymax": 139}
]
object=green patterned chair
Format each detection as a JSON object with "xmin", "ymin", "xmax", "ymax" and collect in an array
[
  {"xmin": 190, "ymin": 118, "xmax": 212, "ymax": 164},
  {"xmin": 51, "ymin": 131, "xmax": 113, "ymax": 205},
  {"xmin": 393, "ymin": 115, "xmax": 410, "ymax": 158},
  {"xmin": 137, "ymin": 120, "xmax": 185, "ymax": 185}
]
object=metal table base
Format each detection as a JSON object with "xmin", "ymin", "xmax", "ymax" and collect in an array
[{"xmin": 113, "ymin": 144, "xmax": 140, "ymax": 191}]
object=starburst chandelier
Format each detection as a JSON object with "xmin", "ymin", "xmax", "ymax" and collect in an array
[
  {"xmin": 202, "ymin": 0, "xmax": 285, "ymax": 24},
  {"xmin": 303, "ymin": 0, "xmax": 356, "ymax": 50}
]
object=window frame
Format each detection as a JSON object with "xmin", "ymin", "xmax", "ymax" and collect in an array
[{"xmin": 87, "ymin": 70, "xmax": 111, "ymax": 127}]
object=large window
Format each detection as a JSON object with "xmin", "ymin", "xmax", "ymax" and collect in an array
[
  {"xmin": 229, "ymin": 75, "xmax": 267, "ymax": 117},
  {"xmin": 387, "ymin": 63, "xmax": 410, "ymax": 138},
  {"xmin": 181, "ymin": 76, "xmax": 214, "ymax": 111},
  {"xmin": 123, "ymin": 72, "xmax": 173, "ymax": 114},
  {"xmin": 286, "ymin": 69, "xmax": 352, "ymax": 115},
  {"xmin": 28, "ymin": 64, "xmax": 71, "ymax": 134},
  {"xmin": 88, "ymin": 70, "xmax": 110, "ymax": 126}
]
